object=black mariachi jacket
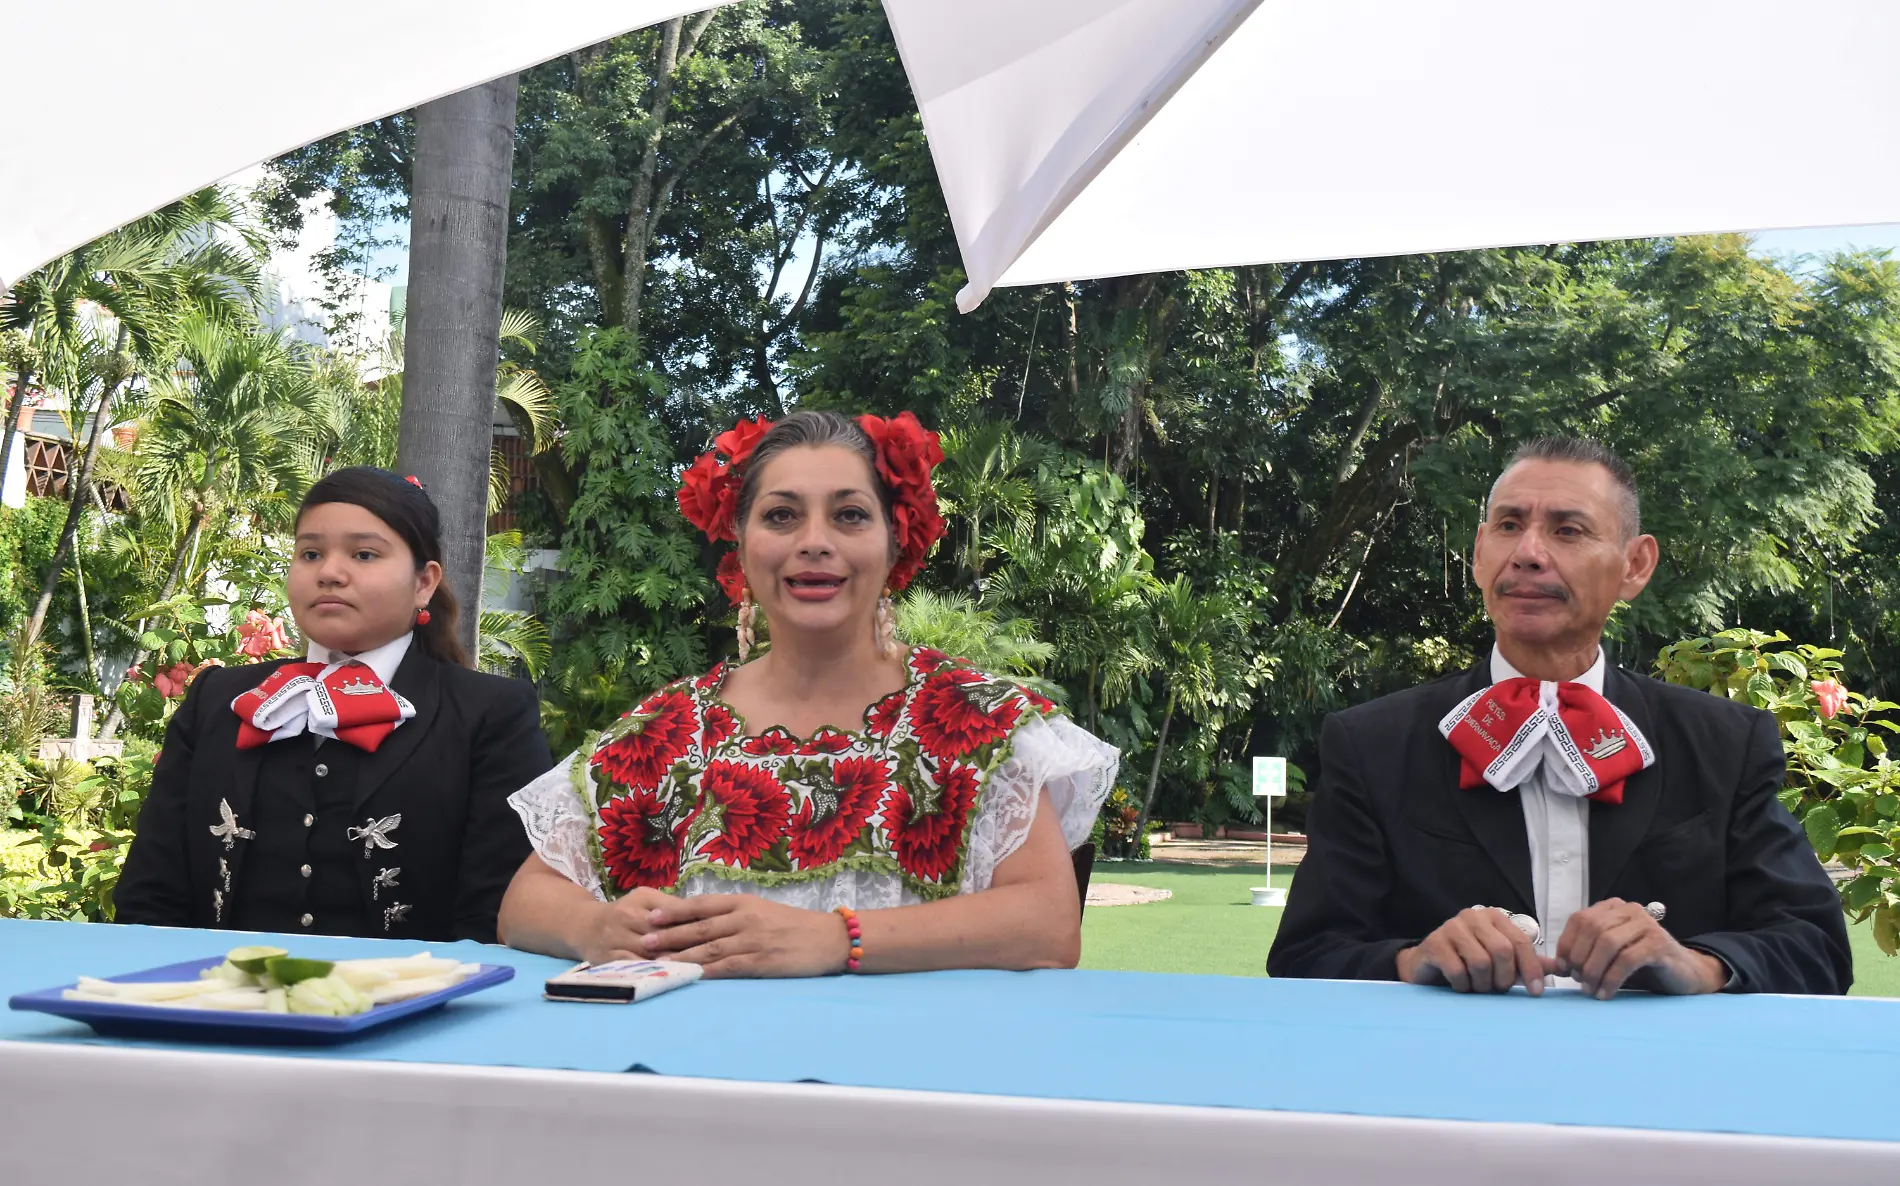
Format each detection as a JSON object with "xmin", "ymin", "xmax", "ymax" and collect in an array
[
  {"xmin": 116, "ymin": 646, "xmax": 553, "ymax": 943},
  {"xmin": 1266, "ymin": 662, "xmax": 1851, "ymax": 995}
]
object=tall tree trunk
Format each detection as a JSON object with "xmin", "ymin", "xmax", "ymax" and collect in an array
[
  {"xmin": 1131, "ymin": 686, "xmax": 1178, "ymax": 845},
  {"xmin": 23, "ymin": 373, "xmax": 123, "ymax": 647},
  {"xmin": 399, "ymin": 75, "xmax": 520, "ymax": 664},
  {"xmin": 2, "ymin": 361, "xmax": 31, "ymax": 500}
]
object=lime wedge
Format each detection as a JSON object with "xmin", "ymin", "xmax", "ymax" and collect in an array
[
  {"xmin": 225, "ymin": 945, "xmax": 289, "ymax": 975},
  {"xmin": 263, "ymin": 957, "xmax": 336, "ymax": 985}
]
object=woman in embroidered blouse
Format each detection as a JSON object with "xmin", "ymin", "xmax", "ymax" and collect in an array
[{"xmin": 500, "ymin": 410, "xmax": 1118, "ymax": 976}]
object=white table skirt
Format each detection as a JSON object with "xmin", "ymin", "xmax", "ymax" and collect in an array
[{"xmin": 3, "ymin": 1039, "xmax": 1895, "ymax": 1185}]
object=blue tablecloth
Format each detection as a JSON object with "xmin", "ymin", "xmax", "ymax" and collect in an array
[{"xmin": 3, "ymin": 918, "xmax": 1895, "ymax": 1143}]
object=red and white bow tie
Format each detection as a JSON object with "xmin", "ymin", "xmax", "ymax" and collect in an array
[
  {"xmin": 1438, "ymin": 677, "xmax": 1653, "ymax": 805},
  {"xmin": 232, "ymin": 661, "xmax": 415, "ymax": 753}
]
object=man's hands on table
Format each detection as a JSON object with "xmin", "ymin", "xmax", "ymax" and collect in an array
[
  {"xmin": 1555, "ymin": 898, "xmax": 1727, "ymax": 999},
  {"xmin": 1396, "ymin": 906, "xmax": 1559, "ymax": 995},
  {"xmin": 1399, "ymin": 898, "xmax": 1728, "ymax": 999}
]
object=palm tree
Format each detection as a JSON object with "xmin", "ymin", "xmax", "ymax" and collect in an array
[
  {"xmin": 133, "ymin": 317, "xmax": 321, "ymax": 602},
  {"xmin": 7, "ymin": 188, "xmax": 266, "ymax": 650},
  {"xmin": 399, "ymin": 76, "xmax": 521, "ymax": 664},
  {"xmin": 1130, "ymin": 576, "xmax": 1247, "ymax": 844},
  {"xmin": 935, "ymin": 422, "xmax": 1047, "ymax": 584}
]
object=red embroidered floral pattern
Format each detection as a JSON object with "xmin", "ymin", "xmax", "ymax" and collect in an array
[
  {"xmin": 591, "ymin": 689, "xmax": 696, "ymax": 791},
  {"xmin": 582, "ymin": 648, "xmax": 1054, "ymax": 898},
  {"xmin": 867, "ymin": 692, "xmax": 903, "ymax": 738},
  {"xmin": 703, "ymin": 704, "xmax": 740, "ymax": 747},
  {"xmin": 699, "ymin": 760, "xmax": 791, "ymax": 867},
  {"xmin": 787, "ymin": 756, "xmax": 889, "ymax": 866},
  {"xmin": 884, "ymin": 762, "xmax": 980, "ymax": 881},
  {"xmin": 598, "ymin": 788, "xmax": 697, "ymax": 891},
  {"xmin": 741, "ymin": 731, "xmax": 798, "ymax": 757},
  {"xmin": 799, "ymin": 728, "xmax": 852, "ymax": 755},
  {"xmin": 910, "ymin": 668, "xmax": 1022, "ymax": 761}
]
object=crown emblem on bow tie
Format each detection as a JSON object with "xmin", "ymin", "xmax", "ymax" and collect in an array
[
  {"xmin": 337, "ymin": 678, "xmax": 383, "ymax": 697},
  {"xmin": 1587, "ymin": 728, "xmax": 1628, "ymax": 761}
]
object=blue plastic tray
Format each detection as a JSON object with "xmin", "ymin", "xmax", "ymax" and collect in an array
[{"xmin": 8, "ymin": 956, "xmax": 514, "ymax": 1045}]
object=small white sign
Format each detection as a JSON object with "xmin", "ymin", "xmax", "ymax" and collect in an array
[{"xmin": 1252, "ymin": 756, "xmax": 1287, "ymax": 800}]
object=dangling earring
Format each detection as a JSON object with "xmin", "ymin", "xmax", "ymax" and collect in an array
[
  {"xmin": 737, "ymin": 587, "xmax": 756, "ymax": 662},
  {"xmin": 875, "ymin": 587, "xmax": 897, "ymax": 659},
  {"xmin": 415, "ymin": 608, "xmax": 432, "ymax": 627}
]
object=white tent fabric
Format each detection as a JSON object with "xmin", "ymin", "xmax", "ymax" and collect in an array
[
  {"xmin": 884, "ymin": 0, "xmax": 1900, "ymax": 312},
  {"xmin": 0, "ymin": 1, "xmax": 738, "ymax": 291}
]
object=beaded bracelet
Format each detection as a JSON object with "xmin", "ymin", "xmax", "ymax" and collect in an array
[{"xmin": 833, "ymin": 906, "xmax": 864, "ymax": 972}]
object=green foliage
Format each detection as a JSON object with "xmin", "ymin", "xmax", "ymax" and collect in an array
[
  {"xmin": 1656, "ymin": 628, "xmax": 1900, "ymax": 953},
  {"xmin": 894, "ymin": 590, "xmax": 1053, "ymax": 686}
]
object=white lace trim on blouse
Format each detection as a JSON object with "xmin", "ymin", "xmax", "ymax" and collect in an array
[{"xmin": 506, "ymin": 714, "xmax": 1119, "ymax": 907}]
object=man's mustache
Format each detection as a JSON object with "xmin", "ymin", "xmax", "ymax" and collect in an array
[{"xmin": 1493, "ymin": 577, "xmax": 1571, "ymax": 602}]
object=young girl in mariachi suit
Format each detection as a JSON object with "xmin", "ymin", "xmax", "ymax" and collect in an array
[{"xmin": 117, "ymin": 467, "xmax": 554, "ymax": 942}]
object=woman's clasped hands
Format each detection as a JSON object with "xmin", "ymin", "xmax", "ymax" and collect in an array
[{"xmin": 581, "ymin": 890, "xmax": 853, "ymax": 978}]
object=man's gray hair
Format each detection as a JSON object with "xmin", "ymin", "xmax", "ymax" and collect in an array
[{"xmin": 1488, "ymin": 436, "xmax": 1642, "ymax": 539}]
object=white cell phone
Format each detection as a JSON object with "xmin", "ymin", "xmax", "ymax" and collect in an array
[{"xmin": 542, "ymin": 959, "xmax": 703, "ymax": 1004}]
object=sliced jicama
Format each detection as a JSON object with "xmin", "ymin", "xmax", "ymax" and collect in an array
[
  {"xmin": 76, "ymin": 977, "xmax": 233, "ymax": 1002},
  {"xmin": 332, "ymin": 964, "xmax": 399, "ymax": 990},
  {"xmin": 265, "ymin": 986, "xmax": 289, "ymax": 1014},
  {"xmin": 333, "ymin": 954, "xmax": 460, "ymax": 979},
  {"xmin": 179, "ymin": 990, "xmax": 269, "ymax": 1011}
]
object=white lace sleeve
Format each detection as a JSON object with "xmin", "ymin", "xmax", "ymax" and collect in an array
[
  {"xmin": 507, "ymin": 750, "xmax": 605, "ymax": 901},
  {"xmin": 961, "ymin": 715, "xmax": 1120, "ymax": 894}
]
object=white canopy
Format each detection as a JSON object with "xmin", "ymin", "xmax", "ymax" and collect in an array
[
  {"xmin": 882, "ymin": 0, "xmax": 1900, "ymax": 312},
  {"xmin": 0, "ymin": 1, "xmax": 738, "ymax": 291}
]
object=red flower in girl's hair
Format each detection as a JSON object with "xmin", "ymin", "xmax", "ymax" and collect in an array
[
  {"xmin": 856, "ymin": 411, "xmax": 945, "ymax": 593},
  {"xmin": 714, "ymin": 416, "xmax": 773, "ymax": 463},
  {"xmin": 715, "ymin": 552, "xmax": 747, "ymax": 604},
  {"xmin": 677, "ymin": 416, "xmax": 773, "ymax": 545}
]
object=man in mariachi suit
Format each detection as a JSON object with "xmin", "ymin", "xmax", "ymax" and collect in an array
[{"xmin": 1268, "ymin": 438, "xmax": 1849, "ymax": 997}]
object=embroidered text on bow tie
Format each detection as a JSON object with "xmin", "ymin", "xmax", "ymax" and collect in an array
[
  {"xmin": 232, "ymin": 660, "xmax": 415, "ymax": 752},
  {"xmin": 1439, "ymin": 677, "xmax": 1654, "ymax": 804}
]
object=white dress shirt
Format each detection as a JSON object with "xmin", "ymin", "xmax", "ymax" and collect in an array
[
  {"xmin": 1490, "ymin": 643, "xmax": 1602, "ymax": 959},
  {"xmin": 306, "ymin": 632, "xmax": 413, "ymax": 685}
]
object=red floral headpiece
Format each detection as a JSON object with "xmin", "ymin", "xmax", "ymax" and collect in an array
[{"xmin": 678, "ymin": 412, "xmax": 946, "ymax": 604}]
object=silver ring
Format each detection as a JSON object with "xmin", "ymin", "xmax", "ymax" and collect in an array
[
  {"xmin": 1472, "ymin": 905, "xmax": 1541, "ymax": 942},
  {"xmin": 1645, "ymin": 901, "xmax": 1666, "ymax": 923}
]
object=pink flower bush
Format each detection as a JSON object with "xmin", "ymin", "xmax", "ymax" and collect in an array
[
  {"xmin": 237, "ymin": 609, "xmax": 291, "ymax": 658},
  {"xmin": 153, "ymin": 662, "xmax": 197, "ymax": 699},
  {"xmin": 1811, "ymin": 679, "xmax": 1849, "ymax": 720}
]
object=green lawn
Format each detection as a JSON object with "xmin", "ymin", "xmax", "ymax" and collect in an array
[{"xmin": 1080, "ymin": 861, "xmax": 1900, "ymax": 996}]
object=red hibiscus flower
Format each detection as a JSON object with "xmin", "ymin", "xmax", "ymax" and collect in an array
[
  {"xmin": 909, "ymin": 669, "xmax": 1021, "ymax": 761},
  {"xmin": 703, "ymin": 704, "xmax": 740, "ymax": 748},
  {"xmin": 598, "ymin": 788, "xmax": 699, "ymax": 891},
  {"xmin": 908, "ymin": 647, "xmax": 949, "ymax": 675},
  {"xmin": 677, "ymin": 453, "xmax": 739, "ymax": 542},
  {"xmin": 788, "ymin": 756, "xmax": 890, "ymax": 867},
  {"xmin": 867, "ymin": 692, "xmax": 904, "ymax": 738},
  {"xmin": 799, "ymin": 728, "xmax": 853, "ymax": 755},
  {"xmin": 1022, "ymin": 689, "xmax": 1058, "ymax": 714},
  {"xmin": 885, "ymin": 762, "xmax": 979, "ymax": 882},
  {"xmin": 700, "ymin": 760, "xmax": 792, "ymax": 867},
  {"xmin": 696, "ymin": 665, "xmax": 726, "ymax": 690},
  {"xmin": 715, "ymin": 552, "xmax": 747, "ymax": 605},
  {"xmin": 592, "ymin": 689, "xmax": 698, "ymax": 791},
  {"xmin": 741, "ymin": 730, "xmax": 799, "ymax": 757},
  {"xmin": 857, "ymin": 412, "xmax": 945, "ymax": 593},
  {"xmin": 714, "ymin": 415, "xmax": 774, "ymax": 463}
]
